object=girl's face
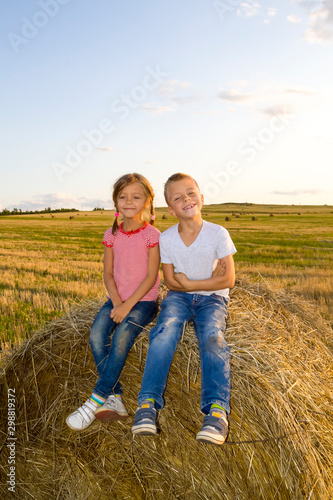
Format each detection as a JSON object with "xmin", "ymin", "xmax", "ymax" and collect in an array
[{"xmin": 117, "ymin": 182, "xmax": 148, "ymax": 219}]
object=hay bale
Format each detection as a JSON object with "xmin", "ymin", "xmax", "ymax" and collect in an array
[
  {"xmin": 0, "ymin": 279, "xmax": 332, "ymax": 499},
  {"xmin": 252, "ymin": 216, "xmax": 258, "ymax": 221},
  {"xmin": 225, "ymin": 216, "xmax": 232, "ymax": 221},
  {"xmin": 162, "ymin": 215, "xmax": 167, "ymax": 220}
]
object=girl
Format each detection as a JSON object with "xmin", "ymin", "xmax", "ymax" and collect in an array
[{"xmin": 66, "ymin": 173, "xmax": 160, "ymax": 430}]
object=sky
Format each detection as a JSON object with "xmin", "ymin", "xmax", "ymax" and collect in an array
[{"xmin": 1, "ymin": 0, "xmax": 333, "ymax": 211}]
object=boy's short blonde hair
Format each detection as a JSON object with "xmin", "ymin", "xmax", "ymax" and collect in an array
[{"xmin": 164, "ymin": 173, "xmax": 200, "ymax": 205}]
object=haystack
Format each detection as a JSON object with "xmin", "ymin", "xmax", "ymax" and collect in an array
[{"xmin": 1, "ymin": 278, "xmax": 332, "ymax": 499}]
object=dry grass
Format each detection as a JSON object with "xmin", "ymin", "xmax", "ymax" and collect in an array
[{"xmin": 0, "ymin": 277, "xmax": 332, "ymax": 499}]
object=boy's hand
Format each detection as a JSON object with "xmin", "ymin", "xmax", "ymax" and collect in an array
[
  {"xmin": 174, "ymin": 272, "xmax": 189, "ymax": 287},
  {"xmin": 111, "ymin": 303, "xmax": 131, "ymax": 323},
  {"xmin": 212, "ymin": 259, "xmax": 226, "ymax": 277}
]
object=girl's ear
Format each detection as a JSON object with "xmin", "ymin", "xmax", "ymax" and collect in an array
[{"xmin": 201, "ymin": 193, "xmax": 204, "ymax": 205}]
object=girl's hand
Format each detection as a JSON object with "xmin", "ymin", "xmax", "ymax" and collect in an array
[
  {"xmin": 212, "ymin": 259, "xmax": 226, "ymax": 277},
  {"xmin": 174, "ymin": 272, "xmax": 189, "ymax": 287},
  {"xmin": 111, "ymin": 303, "xmax": 132, "ymax": 323}
]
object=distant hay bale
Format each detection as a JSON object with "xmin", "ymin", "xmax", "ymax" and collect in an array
[
  {"xmin": 225, "ymin": 216, "xmax": 232, "ymax": 221},
  {"xmin": 69, "ymin": 216, "xmax": 74, "ymax": 219},
  {"xmin": 252, "ymin": 216, "xmax": 258, "ymax": 221},
  {"xmin": 236, "ymin": 215, "xmax": 241, "ymax": 218},
  {"xmin": 0, "ymin": 279, "xmax": 332, "ymax": 499},
  {"xmin": 162, "ymin": 215, "xmax": 167, "ymax": 220},
  {"xmin": 270, "ymin": 214, "xmax": 274, "ymax": 217}
]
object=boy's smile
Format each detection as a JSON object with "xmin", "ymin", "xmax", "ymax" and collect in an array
[{"xmin": 166, "ymin": 178, "xmax": 204, "ymax": 220}]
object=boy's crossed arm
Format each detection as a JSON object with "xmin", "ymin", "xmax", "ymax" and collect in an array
[{"xmin": 162, "ymin": 254, "xmax": 235, "ymax": 292}]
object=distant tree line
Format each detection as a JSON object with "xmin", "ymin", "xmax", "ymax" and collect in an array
[{"xmin": 0, "ymin": 207, "xmax": 79, "ymax": 216}]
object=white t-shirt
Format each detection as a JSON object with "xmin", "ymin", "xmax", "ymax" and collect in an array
[{"xmin": 160, "ymin": 220, "xmax": 237, "ymax": 298}]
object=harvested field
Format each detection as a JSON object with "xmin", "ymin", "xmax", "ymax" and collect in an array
[{"xmin": 0, "ymin": 277, "xmax": 332, "ymax": 499}]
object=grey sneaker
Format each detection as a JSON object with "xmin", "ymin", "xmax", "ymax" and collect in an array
[
  {"xmin": 66, "ymin": 399, "xmax": 98, "ymax": 431},
  {"xmin": 131, "ymin": 400, "xmax": 157, "ymax": 435},
  {"xmin": 95, "ymin": 395, "xmax": 129, "ymax": 422},
  {"xmin": 196, "ymin": 407, "xmax": 228, "ymax": 445}
]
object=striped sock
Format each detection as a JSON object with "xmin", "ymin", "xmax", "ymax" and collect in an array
[{"xmin": 90, "ymin": 393, "xmax": 106, "ymax": 406}]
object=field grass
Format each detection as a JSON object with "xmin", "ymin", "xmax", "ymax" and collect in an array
[{"xmin": 0, "ymin": 204, "xmax": 332, "ymax": 354}]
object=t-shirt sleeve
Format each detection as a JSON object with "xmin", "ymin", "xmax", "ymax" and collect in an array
[
  {"xmin": 145, "ymin": 226, "xmax": 160, "ymax": 248},
  {"xmin": 216, "ymin": 226, "xmax": 237, "ymax": 258},
  {"xmin": 159, "ymin": 232, "xmax": 173, "ymax": 264},
  {"xmin": 102, "ymin": 228, "xmax": 115, "ymax": 247}
]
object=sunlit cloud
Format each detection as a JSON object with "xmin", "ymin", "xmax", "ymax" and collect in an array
[
  {"xmin": 217, "ymin": 90, "xmax": 254, "ymax": 102},
  {"xmin": 194, "ymin": 110, "xmax": 219, "ymax": 115},
  {"xmin": 238, "ymin": 2, "xmax": 261, "ymax": 18},
  {"xmin": 260, "ymin": 104, "xmax": 295, "ymax": 118},
  {"xmin": 5, "ymin": 193, "xmax": 111, "ymax": 211},
  {"xmin": 96, "ymin": 147, "xmax": 115, "ymax": 152},
  {"xmin": 155, "ymin": 80, "xmax": 200, "ymax": 107},
  {"xmin": 139, "ymin": 103, "xmax": 176, "ymax": 115},
  {"xmin": 271, "ymin": 189, "xmax": 324, "ymax": 195},
  {"xmin": 287, "ymin": 14, "xmax": 302, "ymax": 24},
  {"xmin": 290, "ymin": 0, "xmax": 333, "ymax": 44}
]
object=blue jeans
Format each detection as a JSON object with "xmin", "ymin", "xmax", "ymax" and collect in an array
[
  {"xmin": 90, "ymin": 299, "xmax": 158, "ymax": 399},
  {"xmin": 138, "ymin": 291, "xmax": 230, "ymax": 415}
]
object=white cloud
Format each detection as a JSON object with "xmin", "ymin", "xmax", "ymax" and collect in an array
[
  {"xmin": 194, "ymin": 110, "xmax": 219, "ymax": 115},
  {"xmin": 271, "ymin": 189, "xmax": 324, "ymax": 195},
  {"xmin": 96, "ymin": 146, "xmax": 114, "ymax": 152},
  {"xmin": 260, "ymin": 104, "xmax": 295, "ymax": 118},
  {"xmin": 139, "ymin": 103, "xmax": 176, "ymax": 115},
  {"xmin": 6, "ymin": 193, "xmax": 111, "ymax": 211},
  {"xmin": 217, "ymin": 90, "xmax": 254, "ymax": 102},
  {"xmin": 238, "ymin": 2, "xmax": 261, "ymax": 17},
  {"xmin": 217, "ymin": 81, "xmax": 315, "ymax": 118},
  {"xmin": 287, "ymin": 14, "xmax": 302, "ymax": 24},
  {"xmin": 291, "ymin": 0, "xmax": 333, "ymax": 43},
  {"xmin": 157, "ymin": 80, "xmax": 191, "ymax": 97},
  {"xmin": 155, "ymin": 80, "xmax": 200, "ymax": 108}
]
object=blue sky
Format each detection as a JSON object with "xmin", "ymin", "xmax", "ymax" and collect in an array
[{"xmin": 1, "ymin": 0, "xmax": 333, "ymax": 210}]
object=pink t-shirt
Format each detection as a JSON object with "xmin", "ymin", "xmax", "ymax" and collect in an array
[{"xmin": 103, "ymin": 221, "xmax": 160, "ymax": 302}]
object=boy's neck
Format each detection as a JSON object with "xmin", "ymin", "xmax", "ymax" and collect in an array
[{"xmin": 178, "ymin": 214, "xmax": 203, "ymax": 233}]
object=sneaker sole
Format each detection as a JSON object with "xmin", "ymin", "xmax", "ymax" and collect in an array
[
  {"xmin": 132, "ymin": 424, "xmax": 157, "ymax": 436},
  {"xmin": 196, "ymin": 431, "xmax": 226, "ymax": 445},
  {"xmin": 95, "ymin": 409, "xmax": 129, "ymax": 422}
]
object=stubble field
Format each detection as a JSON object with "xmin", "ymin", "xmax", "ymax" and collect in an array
[{"xmin": 0, "ymin": 203, "xmax": 332, "ymax": 356}]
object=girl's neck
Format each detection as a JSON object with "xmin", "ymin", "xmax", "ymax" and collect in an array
[{"xmin": 121, "ymin": 215, "xmax": 145, "ymax": 232}]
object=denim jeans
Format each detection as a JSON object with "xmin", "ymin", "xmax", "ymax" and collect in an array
[
  {"xmin": 138, "ymin": 291, "xmax": 231, "ymax": 415},
  {"xmin": 90, "ymin": 299, "xmax": 158, "ymax": 398}
]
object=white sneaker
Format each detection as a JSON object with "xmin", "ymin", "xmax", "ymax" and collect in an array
[
  {"xmin": 95, "ymin": 395, "xmax": 129, "ymax": 422},
  {"xmin": 66, "ymin": 399, "xmax": 98, "ymax": 430}
]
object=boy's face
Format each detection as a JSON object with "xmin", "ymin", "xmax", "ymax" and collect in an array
[{"xmin": 167, "ymin": 178, "xmax": 204, "ymax": 220}]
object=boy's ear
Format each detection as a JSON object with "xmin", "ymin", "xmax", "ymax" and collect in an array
[
  {"xmin": 167, "ymin": 205, "xmax": 176, "ymax": 217},
  {"xmin": 201, "ymin": 193, "xmax": 204, "ymax": 205}
]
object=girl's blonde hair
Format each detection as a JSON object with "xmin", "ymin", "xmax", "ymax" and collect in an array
[{"xmin": 112, "ymin": 173, "xmax": 155, "ymax": 234}]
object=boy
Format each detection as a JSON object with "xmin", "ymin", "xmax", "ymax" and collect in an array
[{"xmin": 131, "ymin": 173, "xmax": 236, "ymax": 445}]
